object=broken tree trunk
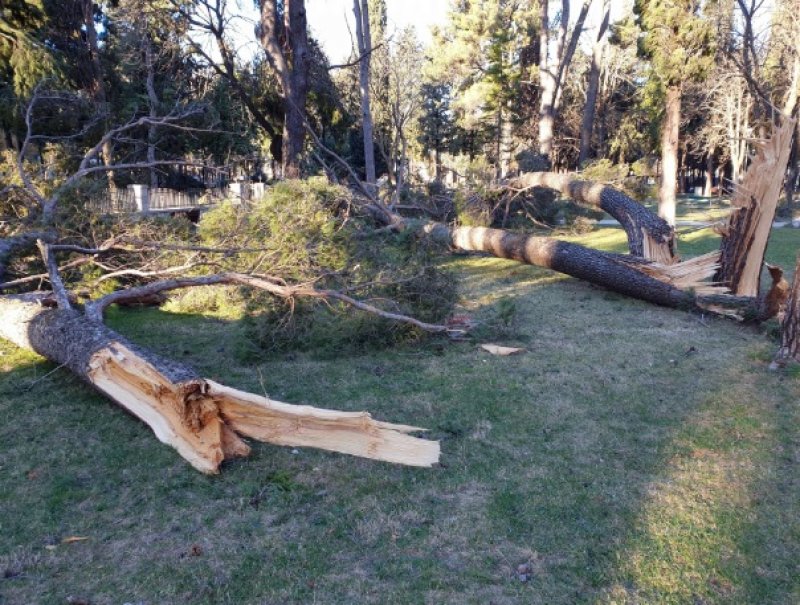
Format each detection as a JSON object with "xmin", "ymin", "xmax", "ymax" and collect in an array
[
  {"xmin": 773, "ymin": 256, "xmax": 800, "ymax": 365},
  {"xmin": 0, "ymin": 294, "xmax": 439, "ymax": 473},
  {"xmin": 418, "ymin": 222, "xmax": 706, "ymax": 309},
  {"xmin": 510, "ymin": 172, "xmax": 676, "ymax": 263},
  {"xmin": 715, "ymin": 119, "xmax": 796, "ymax": 296}
]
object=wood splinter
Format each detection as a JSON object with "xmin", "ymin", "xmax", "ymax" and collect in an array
[{"xmin": 0, "ymin": 295, "xmax": 439, "ymax": 473}]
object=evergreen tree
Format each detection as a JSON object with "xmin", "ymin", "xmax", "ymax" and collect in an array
[
  {"xmin": 428, "ymin": 0, "xmax": 538, "ymax": 177},
  {"xmin": 635, "ymin": 0, "xmax": 715, "ymax": 225},
  {"xmin": 418, "ymin": 83, "xmax": 454, "ymax": 182}
]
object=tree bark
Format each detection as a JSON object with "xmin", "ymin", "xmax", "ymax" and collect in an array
[
  {"xmin": 145, "ymin": 35, "xmax": 159, "ymax": 189},
  {"xmin": 419, "ymin": 222, "xmax": 699, "ymax": 309},
  {"xmin": 538, "ymin": 0, "xmax": 592, "ymax": 162},
  {"xmin": 578, "ymin": 1, "xmax": 609, "ymax": 167},
  {"xmin": 538, "ymin": 0, "xmax": 555, "ymax": 160},
  {"xmin": 511, "ymin": 172, "xmax": 676, "ymax": 262},
  {"xmin": 659, "ymin": 84, "xmax": 681, "ymax": 226},
  {"xmin": 704, "ymin": 150, "xmax": 715, "ymax": 197},
  {"xmin": 260, "ymin": 0, "xmax": 309, "ymax": 178},
  {"xmin": 354, "ymin": 0, "xmax": 376, "ymax": 188},
  {"xmin": 0, "ymin": 294, "xmax": 439, "ymax": 473},
  {"xmin": 785, "ymin": 122, "xmax": 798, "ymax": 223},
  {"xmin": 774, "ymin": 256, "xmax": 800, "ymax": 365},
  {"xmin": 80, "ymin": 0, "xmax": 115, "ymax": 191}
]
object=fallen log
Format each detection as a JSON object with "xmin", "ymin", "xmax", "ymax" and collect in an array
[
  {"xmin": 510, "ymin": 172, "xmax": 676, "ymax": 263},
  {"xmin": 0, "ymin": 294, "xmax": 440, "ymax": 473},
  {"xmin": 421, "ymin": 222, "xmax": 694, "ymax": 308}
]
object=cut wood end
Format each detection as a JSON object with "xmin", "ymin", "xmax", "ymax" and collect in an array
[{"xmin": 638, "ymin": 251, "xmax": 723, "ymax": 294}]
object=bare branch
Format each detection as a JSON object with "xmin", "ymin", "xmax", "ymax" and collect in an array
[
  {"xmin": 84, "ymin": 272, "xmax": 453, "ymax": 333},
  {"xmin": 36, "ymin": 240, "xmax": 72, "ymax": 309},
  {"xmin": 0, "ymin": 257, "xmax": 90, "ymax": 291},
  {"xmin": 327, "ymin": 42, "xmax": 385, "ymax": 70}
]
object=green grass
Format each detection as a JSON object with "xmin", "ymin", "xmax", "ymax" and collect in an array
[{"xmin": 1, "ymin": 228, "xmax": 799, "ymax": 604}]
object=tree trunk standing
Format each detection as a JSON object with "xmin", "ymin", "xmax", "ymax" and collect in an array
[
  {"xmin": 499, "ymin": 101, "xmax": 513, "ymax": 178},
  {"xmin": 80, "ymin": 0, "xmax": 115, "ymax": 191},
  {"xmin": 678, "ymin": 148, "xmax": 687, "ymax": 195},
  {"xmin": 145, "ymin": 35, "xmax": 159, "ymax": 190},
  {"xmin": 259, "ymin": 0, "xmax": 309, "ymax": 179},
  {"xmin": 551, "ymin": 1, "xmax": 592, "ymax": 115},
  {"xmin": 538, "ymin": 0, "xmax": 555, "ymax": 160},
  {"xmin": 395, "ymin": 132, "xmax": 408, "ymax": 202},
  {"xmin": 353, "ymin": 0, "xmax": 376, "ymax": 189},
  {"xmin": 578, "ymin": 1, "xmax": 609, "ymax": 167},
  {"xmin": 659, "ymin": 85, "xmax": 681, "ymax": 226},
  {"xmin": 538, "ymin": 0, "xmax": 592, "ymax": 163},
  {"xmin": 774, "ymin": 255, "xmax": 800, "ymax": 366},
  {"xmin": 704, "ymin": 150, "xmax": 715, "ymax": 197},
  {"xmin": 785, "ymin": 127, "xmax": 798, "ymax": 223},
  {"xmin": 282, "ymin": 0, "xmax": 309, "ymax": 179}
]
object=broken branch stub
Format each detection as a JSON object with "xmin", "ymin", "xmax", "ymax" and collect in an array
[{"xmin": 0, "ymin": 294, "xmax": 439, "ymax": 473}]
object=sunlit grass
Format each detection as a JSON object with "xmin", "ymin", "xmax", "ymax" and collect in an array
[{"xmin": 1, "ymin": 227, "xmax": 799, "ymax": 604}]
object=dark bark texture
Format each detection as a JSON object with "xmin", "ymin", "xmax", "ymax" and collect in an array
[
  {"xmin": 417, "ymin": 222, "xmax": 693, "ymax": 309},
  {"xmin": 260, "ymin": 0, "xmax": 309, "ymax": 178},
  {"xmin": 0, "ymin": 293, "xmax": 198, "ymax": 384},
  {"xmin": 511, "ymin": 172, "xmax": 676, "ymax": 262},
  {"xmin": 775, "ymin": 257, "xmax": 800, "ymax": 363}
]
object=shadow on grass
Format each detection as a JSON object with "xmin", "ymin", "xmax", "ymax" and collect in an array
[
  {"xmin": 1, "ymin": 249, "xmax": 799, "ymax": 604},
  {"xmin": 593, "ymin": 365, "xmax": 800, "ymax": 603}
]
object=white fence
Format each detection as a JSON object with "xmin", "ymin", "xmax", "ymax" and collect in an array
[{"xmin": 88, "ymin": 182, "xmax": 267, "ymax": 214}]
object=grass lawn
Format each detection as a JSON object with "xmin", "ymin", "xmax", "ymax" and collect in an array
[{"xmin": 1, "ymin": 226, "xmax": 799, "ymax": 604}]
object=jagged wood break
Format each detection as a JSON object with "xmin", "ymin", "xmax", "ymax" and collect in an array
[
  {"xmin": 0, "ymin": 295, "xmax": 439, "ymax": 473},
  {"xmin": 715, "ymin": 119, "xmax": 796, "ymax": 296}
]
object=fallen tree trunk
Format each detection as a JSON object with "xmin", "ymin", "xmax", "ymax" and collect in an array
[
  {"xmin": 421, "ymin": 222, "xmax": 696, "ymax": 308},
  {"xmin": 510, "ymin": 172, "xmax": 676, "ymax": 263},
  {"xmin": 0, "ymin": 294, "xmax": 440, "ymax": 473}
]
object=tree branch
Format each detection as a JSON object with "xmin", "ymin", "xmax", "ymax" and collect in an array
[
  {"xmin": 84, "ymin": 272, "xmax": 454, "ymax": 334},
  {"xmin": 36, "ymin": 240, "xmax": 72, "ymax": 309}
]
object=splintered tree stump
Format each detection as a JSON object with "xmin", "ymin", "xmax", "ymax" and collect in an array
[
  {"xmin": 715, "ymin": 119, "xmax": 796, "ymax": 297},
  {"xmin": 0, "ymin": 294, "xmax": 440, "ymax": 473}
]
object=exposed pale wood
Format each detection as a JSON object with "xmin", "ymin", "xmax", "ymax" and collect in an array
[
  {"xmin": 480, "ymin": 344, "xmax": 525, "ymax": 356},
  {"xmin": 636, "ymin": 251, "xmax": 726, "ymax": 296},
  {"xmin": 715, "ymin": 119, "xmax": 796, "ymax": 296},
  {"xmin": 87, "ymin": 343, "xmax": 228, "ymax": 473},
  {"xmin": 0, "ymin": 295, "xmax": 440, "ymax": 473},
  {"xmin": 208, "ymin": 381, "xmax": 440, "ymax": 467}
]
